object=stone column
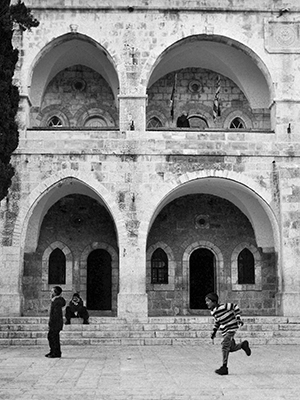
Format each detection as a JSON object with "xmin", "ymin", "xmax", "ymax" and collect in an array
[
  {"xmin": 0, "ymin": 246, "xmax": 22, "ymax": 316},
  {"xmin": 117, "ymin": 242, "xmax": 148, "ymax": 321},
  {"xmin": 278, "ymin": 173, "xmax": 300, "ymax": 316},
  {"xmin": 272, "ymin": 100, "xmax": 300, "ymax": 139},
  {"xmin": 18, "ymin": 94, "xmax": 32, "ymax": 131},
  {"xmin": 118, "ymin": 94, "xmax": 147, "ymax": 131}
]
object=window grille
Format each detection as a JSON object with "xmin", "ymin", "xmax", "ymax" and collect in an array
[
  {"xmin": 230, "ymin": 117, "xmax": 245, "ymax": 129},
  {"xmin": 151, "ymin": 248, "xmax": 168, "ymax": 284},
  {"xmin": 147, "ymin": 117, "xmax": 163, "ymax": 128},
  {"xmin": 47, "ymin": 116, "xmax": 63, "ymax": 127}
]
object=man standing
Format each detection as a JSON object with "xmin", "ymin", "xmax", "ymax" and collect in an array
[{"xmin": 45, "ymin": 286, "xmax": 66, "ymax": 358}]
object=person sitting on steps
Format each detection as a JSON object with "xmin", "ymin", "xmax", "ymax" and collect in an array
[{"xmin": 65, "ymin": 293, "xmax": 89, "ymax": 325}]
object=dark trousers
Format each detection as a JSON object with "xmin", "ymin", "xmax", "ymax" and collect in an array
[
  {"xmin": 48, "ymin": 328, "xmax": 61, "ymax": 356},
  {"xmin": 65, "ymin": 306, "xmax": 89, "ymax": 322},
  {"xmin": 221, "ymin": 331, "xmax": 242, "ymax": 365}
]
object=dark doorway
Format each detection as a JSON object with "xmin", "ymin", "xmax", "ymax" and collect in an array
[
  {"xmin": 189, "ymin": 248, "xmax": 215, "ymax": 309},
  {"xmin": 87, "ymin": 249, "xmax": 112, "ymax": 310}
]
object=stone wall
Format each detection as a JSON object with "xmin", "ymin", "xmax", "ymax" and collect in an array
[
  {"xmin": 33, "ymin": 65, "xmax": 118, "ymax": 128},
  {"xmin": 146, "ymin": 194, "xmax": 276, "ymax": 316},
  {"xmin": 1, "ymin": 0, "xmax": 300, "ymax": 318},
  {"xmin": 147, "ymin": 68, "xmax": 270, "ymax": 129}
]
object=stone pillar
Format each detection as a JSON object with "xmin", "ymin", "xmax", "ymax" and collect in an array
[
  {"xmin": 118, "ymin": 94, "xmax": 147, "ymax": 131},
  {"xmin": 117, "ymin": 242, "xmax": 148, "ymax": 321},
  {"xmin": 0, "ymin": 185, "xmax": 23, "ymax": 315},
  {"xmin": 0, "ymin": 246, "xmax": 22, "ymax": 316},
  {"xmin": 18, "ymin": 94, "xmax": 32, "ymax": 131},
  {"xmin": 279, "ymin": 180, "xmax": 300, "ymax": 316},
  {"xmin": 273, "ymin": 100, "xmax": 300, "ymax": 139}
]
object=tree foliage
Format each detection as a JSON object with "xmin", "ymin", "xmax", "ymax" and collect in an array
[
  {"xmin": 10, "ymin": 0, "xmax": 39, "ymax": 31},
  {"xmin": 0, "ymin": 1, "xmax": 39, "ymax": 201}
]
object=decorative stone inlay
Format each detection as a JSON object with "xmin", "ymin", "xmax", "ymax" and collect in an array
[
  {"xmin": 194, "ymin": 214, "xmax": 209, "ymax": 229},
  {"xmin": 188, "ymin": 80, "xmax": 202, "ymax": 93},
  {"xmin": 72, "ymin": 78, "xmax": 86, "ymax": 92},
  {"xmin": 265, "ymin": 20, "xmax": 300, "ymax": 53}
]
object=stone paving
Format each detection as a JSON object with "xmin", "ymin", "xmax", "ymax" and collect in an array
[{"xmin": 0, "ymin": 343, "xmax": 299, "ymax": 399}]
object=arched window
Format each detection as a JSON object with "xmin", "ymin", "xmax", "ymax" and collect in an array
[
  {"xmin": 147, "ymin": 117, "xmax": 163, "ymax": 129},
  {"xmin": 230, "ymin": 117, "xmax": 245, "ymax": 129},
  {"xmin": 151, "ymin": 248, "xmax": 168, "ymax": 284},
  {"xmin": 48, "ymin": 248, "xmax": 66, "ymax": 284},
  {"xmin": 238, "ymin": 248, "xmax": 255, "ymax": 284},
  {"xmin": 188, "ymin": 116, "xmax": 208, "ymax": 129},
  {"xmin": 47, "ymin": 116, "xmax": 63, "ymax": 127},
  {"xmin": 84, "ymin": 116, "xmax": 107, "ymax": 127}
]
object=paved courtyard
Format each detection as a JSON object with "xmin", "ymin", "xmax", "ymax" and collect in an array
[{"xmin": 0, "ymin": 343, "xmax": 298, "ymax": 399}]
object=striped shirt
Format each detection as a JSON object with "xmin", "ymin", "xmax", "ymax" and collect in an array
[{"xmin": 211, "ymin": 303, "xmax": 241, "ymax": 335}]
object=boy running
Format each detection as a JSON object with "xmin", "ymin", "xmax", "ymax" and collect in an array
[{"xmin": 205, "ymin": 292, "xmax": 251, "ymax": 375}]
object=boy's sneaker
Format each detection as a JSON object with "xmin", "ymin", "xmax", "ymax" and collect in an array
[
  {"xmin": 215, "ymin": 366, "xmax": 228, "ymax": 375},
  {"xmin": 242, "ymin": 340, "xmax": 251, "ymax": 356}
]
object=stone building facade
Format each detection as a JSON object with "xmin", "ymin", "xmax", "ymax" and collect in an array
[{"xmin": 1, "ymin": 0, "xmax": 300, "ymax": 319}]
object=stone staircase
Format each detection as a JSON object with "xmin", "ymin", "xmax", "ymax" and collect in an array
[{"xmin": 0, "ymin": 316, "xmax": 299, "ymax": 346}]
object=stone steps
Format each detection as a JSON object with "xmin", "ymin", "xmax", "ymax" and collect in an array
[{"xmin": 0, "ymin": 316, "xmax": 299, "ymax": 346}]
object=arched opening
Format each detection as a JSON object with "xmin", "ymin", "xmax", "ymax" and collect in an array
[
  {"xmin": 48, "ymin": 248, "xmax": 66, "ymax": 285},
  {"xmin": 20, "ymin": 176, "xmax": 118, "ymax": 315},
  {"xmin": 230, "ymin": 117, "xmax": 245, "ymax": 129},
  {"xmin": 47, "ymin": 116, "xmax": 63, "ymax": 128},
  {"xmin": 87, "ymin": 249, "xmax": 112, "ymax": 310},
  {"xmin": 29, "ymin": 33, "xmax": 119, "ymax": 128},
  {"xmin": 189, "ymin": 248, "xmax": 215, "ymax": 310},
  {"xmin": 146, "ymin": 35, "xmax": 273, "ymax": 130},
  {"xmin": 188, "ymin": 116, "xmax": 208, "ymax": 129},
  {"xmin": 84, "ymin": 116, "xmax": 107, "ymax": 127},
  {"xmin": 151, "ymin": 248, "xmax": 168, "ymax": 284},
  {"xmin": 147, "ymin": 116, "xmax": 163, "ymax": 129},
  {"xmin": 38, "ymin": 65, "xmax": 117, "ymax": 128},
  {"xmin": 146, "ymin": 175, "xmax": 280, "ymax": 316},
  {"xmin": 238, "ymin": 248, "xmax": 255, "ymax": 284}
]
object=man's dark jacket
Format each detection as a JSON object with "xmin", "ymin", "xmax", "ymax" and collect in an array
[{"xmin": 49, "ymin": 296, "xmax": 66, "ymax": 331}]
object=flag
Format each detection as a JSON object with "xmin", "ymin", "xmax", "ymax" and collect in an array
[
  {"xmin": 170, "ymin": 72, "xmax": 177, "ymax": 121},
  {"xmin": 213, "ymin": 75, "xmax": 221, "ymax": 122}
]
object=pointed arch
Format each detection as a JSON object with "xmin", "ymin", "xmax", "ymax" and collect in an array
[
  {"xmin": 142, "ymin": 171, "xmax": 282, "ymax": 299},
  {"xmin": 182, "ymin": 240, "xmax": 223, "ymax": 312},
  {"xmin": 231, "ymin": 243, "xmax": 262, "ymax": 291},
  {"xmin": 144, "ymin": 34, "xmax": 274, "ymax": 110},
  {"xmin": 28, "ymin": 33, "xmax": 119, "ymax": 110},
  {"xmin": 142, "ymin": 172, "xmax": 279, "ymax": 251},
  {"xmin": 80, "ymin": 242, "xmax": 119, "ymax": 313},
  {"xmin": 146, "ymin": 242, "xmax": 175, "ymax": 291},
  {"xmin": 12, "ymin": 169, "xmax": 124, "ymax": 256}
]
